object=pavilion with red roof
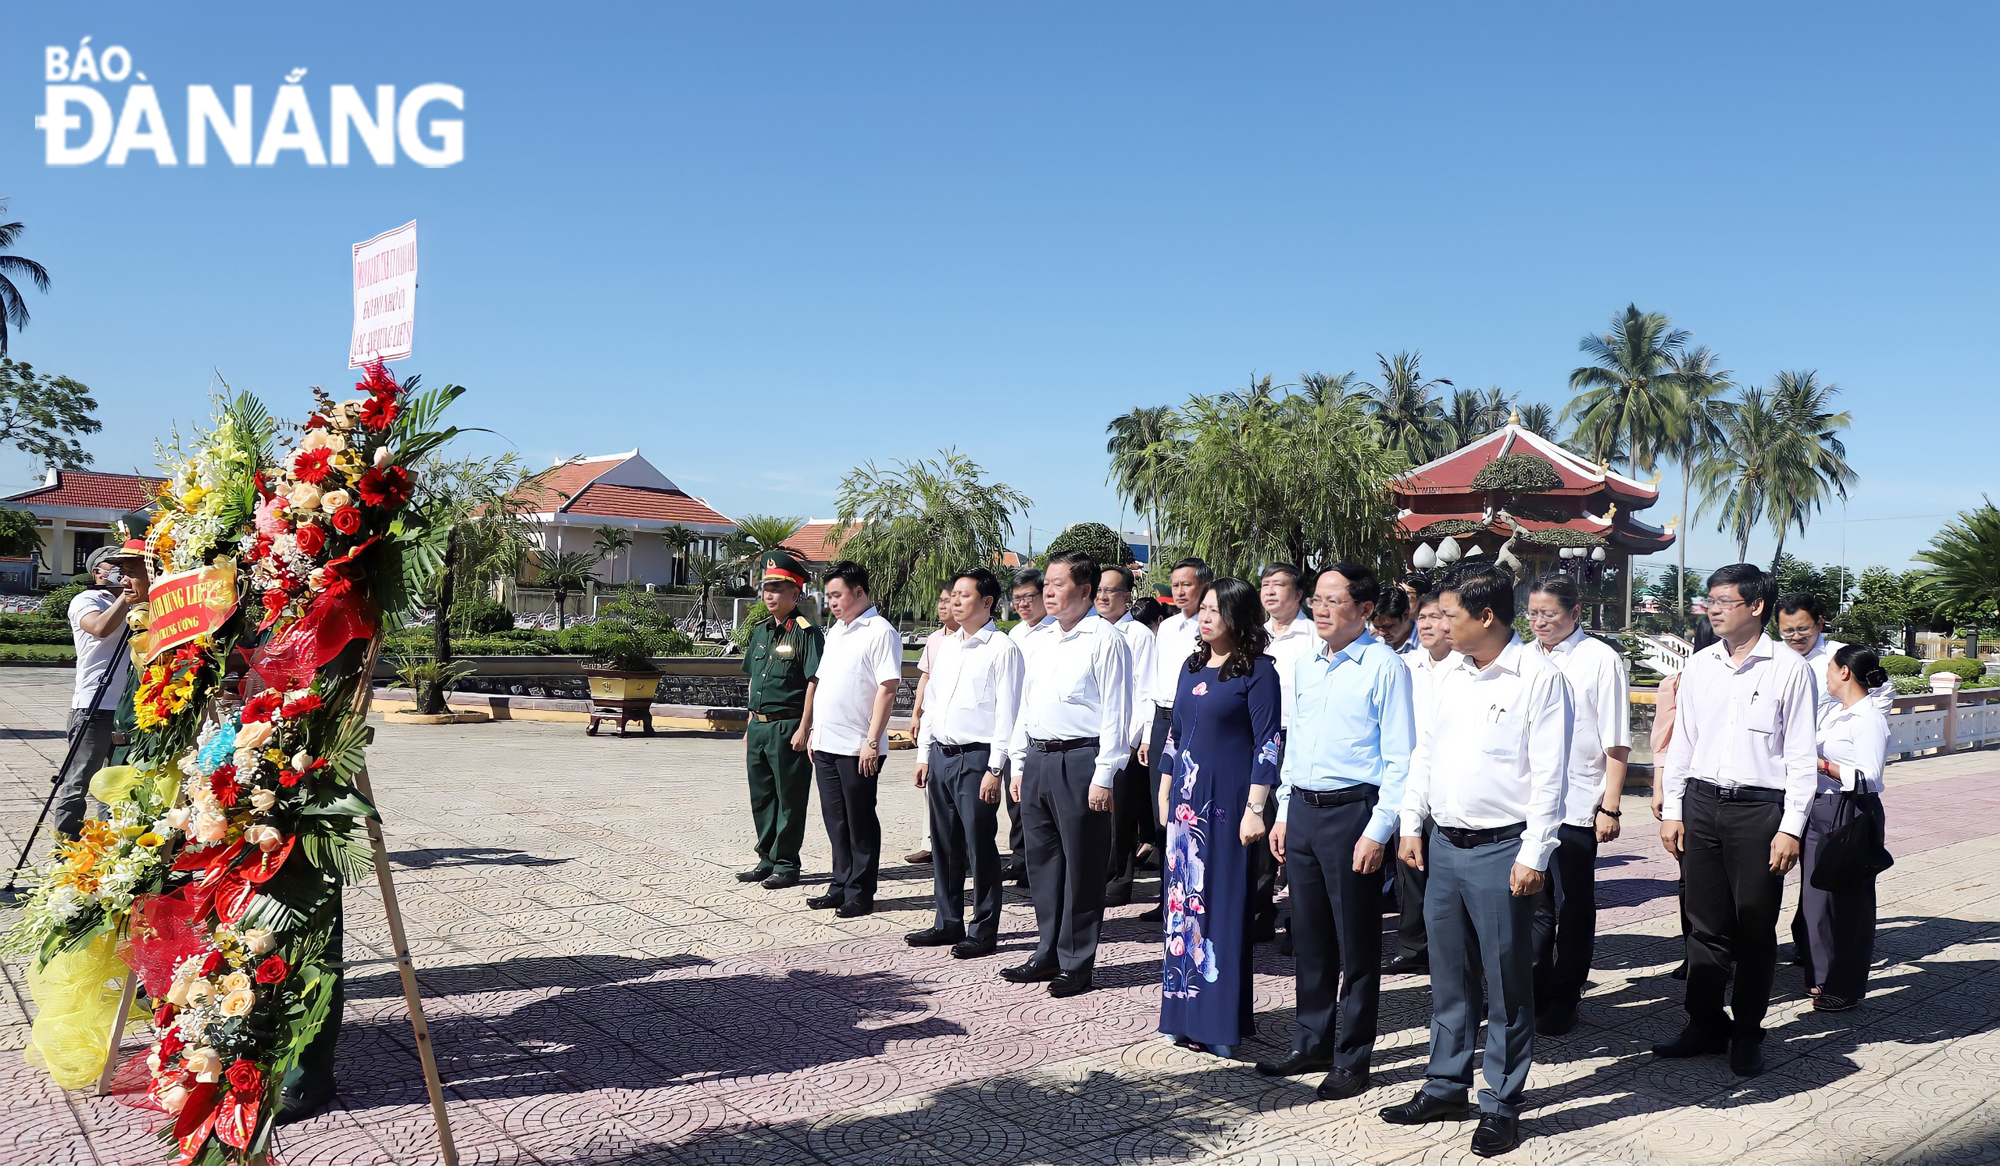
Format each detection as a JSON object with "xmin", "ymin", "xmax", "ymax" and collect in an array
[
  {"xmin": 508, "ymin": 450, "xmax": 736, "ymax": 586},
  {"xmin": 4, "ymin": 468, "xmax": 167, "ymax": 582},
  {"xmin": 1392, "ymin": 416, "xmax": 1674, "ymax": 622}
]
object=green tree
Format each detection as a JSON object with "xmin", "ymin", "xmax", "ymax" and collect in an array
[
  {"xmin": 591, "ymin": 524, "xmax": 633, "ymax": 584},
  {"xmin": 0, "ymin": 504, "xmax": 37, "ymax": 557},
  {"xmin": 1695, "ymin": 386, "xmax": 1781, "ymax": 562},
  {"xmin": 1917, "ymin": 498, "xmax": 2000, "ymax": 631},
  {"xmin": 0, "ymin": 359, "xmax": 99, "ymax": 468},
  {"xmin": 658, "ymin": 522, "xmax": 698, "ymax": 586},
  {"xmin": 1835, "ymin": 566, "xmax": 1933, "ymax": 656},
  {"xmin": 685, "ymin": 550, "xmax": 732, "ymax": 631},
  {"xmin": 733, "ymin": 513, "xmax": 807, "ymax": 560},
  {"xmin": 1105, "ymin": 404, "xmax": 1182, "ymax": 557},
  {"xmin": 1296, "ymin": 370, "xmax": 1363, "ymax": 410},
  {"xmin": 1762, "ymin": 370, "xmax": 1857, "ymax": 576},
  {"xmin": 532, "ymin": 549, "xmax": 597, "ymax": 630},
  {"xmin": 0, "ymin": 202, "xmax": 51, "ymax": 357},
  {"xmin": 1363, "ymin": 350, "xmax": 1452, "ymax": 465},
  {"xmin": 1442, "ymin": 385, "xmax": 1515, "ymax": 450},
  {"xmin": 1773, "ymin": 554, "xmax": 1851, "ymax": 623},
  {"xmin": 1564, "ymin": 304, "xmax": 1689, "ymax": 476},
  {"xmin": 1516, "ymin": 402, "xmax": 1557, "ymax": 439},
  {"xmin": 406, "ymin": 454, "xmax": 549, "ymax": 708},
  {"xmin": 1044, "ymin": 522, "xmax": 1132, "ymax": 567},
  {"xmin": 836, "ymin": 449, "xmax": 1030, "ymax": 619},
  {"xmin": 1658, "ymin": 345, "xmax": 1732, "ymax": 622}
]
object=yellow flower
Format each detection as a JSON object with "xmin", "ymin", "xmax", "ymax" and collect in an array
[
  {"xmin": 136, "ymin": 832, "xmax": 163, "ymax": 849},
  {"xmin": 180, "ymin": 486, "xmax": 207, "ymax": 508}
]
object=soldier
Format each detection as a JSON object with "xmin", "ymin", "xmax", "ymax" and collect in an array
[{"xmin": 736, "ymin": 551, "xmax": 824, "ymax": 890}]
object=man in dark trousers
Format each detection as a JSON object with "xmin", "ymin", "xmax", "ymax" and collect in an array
[
  {"xmin": 804, "ymin": 561, "xmax": 903, "ymax": 918},
  {"xmin": 736, "ymin": 551, "xmax": 823, "ymax": 890}
]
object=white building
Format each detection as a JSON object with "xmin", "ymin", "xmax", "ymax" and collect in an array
[
  {"xmin": 3, "ymin": 468, "xmax": 165, "ymax": 584},
  {"xmin": 509, "ymin": 451, "xmax": 736, "ymax": 586}
]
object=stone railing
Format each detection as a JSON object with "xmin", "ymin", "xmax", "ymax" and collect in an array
[{"xmin": 1888, "ymin": 675, "xmax": 2000, "ymax": 759}]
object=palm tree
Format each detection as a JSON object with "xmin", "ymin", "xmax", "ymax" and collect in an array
[
  {"xmin": 1564, "ymin": 304, "xmax": 1689, "ymax": 475},
  {"xmin": 1695, "ymin": 387, "xmax": 1781, "ymax": 562},
  {"xmin": 532, "ymin": 549, "xmax": 597, "ymax": 629},
  {"xmin": 1442, "ymin": 386, "xmax": 1514, "ymax": 450},
  {"xmin": 1916, "ymin": 498, "xmax": 2000, "ymax": 627},
  {"xmin": 1296, "ymin": 370, "xmax": 1362, "ymax": 410},
  {"xmin": 733, "ymin": 514, "xmax": 807, "ymax": 560},
  {"xmin": 1363, "ymin": 351, "xmax": 1452, "ymax": 465},
  {"xmin": 1219, "ymin": 373, "xmax": 1281, "ymax": 412},
  {"xmin": 684, "ymin": 550, "xmax": 732, "ymax": 632},
  {"xmin": 658, "ymin": 522, "xmax": 697, "ymax": 586},
  {"xmin": 1762, "ymin": 370, "xmax": 1857, "ymax": 576},
  {"xmin": 1516, "ymin": 402, "xmax": 1557, "ymax": 439},
  {"xmin": 1656, "ymin": 347, "xmax": 1732, "ymax": 626},
  {"xmin": 1105, "ymin": 404, "xmax": 1182, "ymax": 560},
  {"xmin": 0, "ymin": 201, "xmax": 50, "ymax": 357},
  {"xmin": 837, "ymin": 449, "xmax": 1030, "ymax": 618},
  {"xmin": 591, "ymin": 525, "xmax": 633, "ymax": 584},
  {"xmin": 406, "ymin": 454, "xmax": 550, "ymax": 708}
]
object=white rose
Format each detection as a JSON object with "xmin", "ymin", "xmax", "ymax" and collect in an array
[
  {"xmin": 287, "ymin": 481, "xmax": 323, "ymax": 511},
  {"xmin": 373, "ymin": 446, "xmax": 393, "ymax": 468},
  {"xmin": 308, "ymin": 568, "xmax": 328, "ymax": 592},
  {"xmin": 242, "ymin": 928, "xmax": 275, "ymax": 955},
  {"xmin": 164, "ymin": 807, "xmax": 188, "ymax": 831},
  {"xmin": 250, "ymin": 789, "xmax": 277, "ymax": 812},
  {"xmin": 320, "ymin": 489, "xmax": 352, "ymax": 512},
  {"xmin": 185, "ymin": 980, "xmax": 214, "ymax": 1006},
  {"xmin": 291, "ymin": 750, "xmax": 311, "ymax": 769},
  {"xmin": 235, "ymin": 721, "xmax": 275, "ymax": 750}
]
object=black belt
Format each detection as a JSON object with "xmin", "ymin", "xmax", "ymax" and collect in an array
[
  {"xmin": 1690, "ymin": 779, "xmax": 1783, "ymax": 804},
  {"xmin": 1436, "ymin": 822, "xmax": 1526, "ymax": 848},
  {"xmin": 934, "ymin": 742, "xmax": 990, "ymax": 757},
  {"xmin": 1029, "ymin": 737, "xmax": 1095, "ymax": 753},
  {"xmin": 1296, "ymin": 785, "xmax": 1376, "ymax": 808},
  {"xmin": 749, "ymin": 710, "xmax": 803, "ymax": 723}
]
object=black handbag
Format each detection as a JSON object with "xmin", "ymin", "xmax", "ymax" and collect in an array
[{"xmin": 1809, "ymin": 791, "xmax": 1892, "ymax": 892}]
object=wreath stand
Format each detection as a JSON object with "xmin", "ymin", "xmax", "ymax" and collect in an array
[{"xmin": 92, "ymin": 637, "xmax": 460, "ymax": 1166}]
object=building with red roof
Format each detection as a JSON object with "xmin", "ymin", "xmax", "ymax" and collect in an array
[
  {"xmin": 508, "ymin": 451, "xmax": 736, "ymax": 586},
  {"xmin": 3, "ymin": 468, "xmax": 167, "ymax": 583}
]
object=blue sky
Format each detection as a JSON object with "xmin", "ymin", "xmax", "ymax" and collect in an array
[{"xmin": 5, "ymin": 3, "xmax": 1995, "ymax": 577}]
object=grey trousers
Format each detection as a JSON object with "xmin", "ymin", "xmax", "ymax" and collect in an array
[
  {"xmin": 1022, "ymin": 744, "xmax": 1113, "ymax": 972},
  {"xmin": 1798, "ymin": 791, "xmax": 1883, "ymax": 1001},
  {"xmin": 1423, "ymin": 832, "xmax": 1537, "ymax": 1119},
  {"xmin": 927, "ymin": 745, "xmax": 1002, "ymax": 943},
  {"xmin": 54, "ymin": 708, "xmax": 114, "ymax": 840}
]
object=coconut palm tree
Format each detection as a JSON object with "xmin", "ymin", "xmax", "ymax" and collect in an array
[
  {"xmin": 1516, "ymin": 402, "xmax": 1557, "ymax": 439},
  {"xmin": 591, "ymin": 525, "xmax": 634, "ymax": 584},
  {"xmin": 733, "ymin": 514, "xmax": 807, "ymax": 561},
  {"xmin": 1105, "ymin": 404, "xmax": 1182, "ymax": 559},
  {"xmin": 836, "ymin": 449, "xmax": 1030, "ymax": 618},
  {"xmin": 1296, "ymin": 370, "xmax": 1363, "ymax": 410},
  {"xmin": 405, "ymin": 454, "xmax": 549, "ymax": 707},
  {"xmin": 1564, "ymin": 304, "xmax": 1689, "ymax": 475},
  {"xmin": 1658, "ymin": 346, "xmax": 1732, "ymax": 624},
  {"xmin": 1695, "ymin": 387, "xmax": 1781, "ymax": 562},
  {"xmin": 658, "ymin": 522, "xmax": 697, "ymax": 586},
  {"xmin": 1762, "ymin": 370, "xmax": 1858, "ymax": 576},
  {"xmin": 1442, "ymin": 386, "xmax": 1514, "ymax": 450},
  {"xmin": 1916, "ymin": 498, "xmax": 2000, "ymax": 627},
  {"xmin": 1363, "ymin": 351, "xmax": 1452, "ymax": 465},
  {"xmin": 532, "ymin": 549, "xmax": 597, "ymax": 630},
  {"xmin": 684, "ymin": 550, "xmax": 732, "ymax": 633},
  {"xmin": 0, "ymin": 201, "xmax": 51, "ymax": 357}
]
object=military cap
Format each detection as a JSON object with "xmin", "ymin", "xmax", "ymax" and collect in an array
[{"xmin": 760, "ymin": 550, "xmax": 807, "ymax": 588}]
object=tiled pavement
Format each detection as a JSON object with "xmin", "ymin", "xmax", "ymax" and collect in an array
[{"xmin": 3, "ymin": 669, "xmax": 1999, "ymax": 1166}]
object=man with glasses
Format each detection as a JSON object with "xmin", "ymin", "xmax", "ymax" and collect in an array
[
  {"xmin": 1388, "ymin": 587, "xmax": 1460, "ymax": 976},
  {"xmin": 1524, "ymin": 576, "xmax": 1630, "ymax": 1036},
  {"xmin": 1776, "ymin": 593, "xmax": 1890, "ymax": 714},
  {"xmin": 1656, "ymin": 564, "xmax": 1817, "ymax": 1078},
  {"xmin": 1002, "ymin": 569, "xmax": 1054, "ymax": 884},
  {"xmin": 1099, "ymin": 564, "xmax": 1159, "ymax": 907}
]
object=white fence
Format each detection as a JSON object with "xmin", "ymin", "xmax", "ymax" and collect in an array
[{"xmin": 1887, "ymin": 685, "xmax": 2000, "ymax": 760}]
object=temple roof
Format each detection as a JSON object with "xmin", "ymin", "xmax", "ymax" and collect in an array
[
  {"xmin": 510, "ymin": 451, "xmax": 735, "ymax": 530},
  {"xmin": 1395, "ymin": 506, "xmax": 1675, "ymax": 553},
  {"xmin": 1394, "ymin": 423, "xmax": 1661, "ymax": 508}
]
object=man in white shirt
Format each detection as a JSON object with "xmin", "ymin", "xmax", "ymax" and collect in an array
[
  {"xmin": 1524, "ymin": 576, "xmax": 1631, "ymax": 1037},
  {"xmin": 1002, "ymin": 551, "xmax": 1132, "ymax": 997},
  {"xmin": 1136, "ymin": 557, "xmax": 1210, "ymax": 922},
  {"xmin": 904, "ymin": 586, "xmax": 958, "ymax": 866},
  {"xmin": 908, "ymin": 568, "xmax": 1023, "ymax": 959},
  {"xmin": 803, "ymin": 561, "xmax": 904, "ymax": 918},
  {"xmin": 1002, "ymin": 569, "xmax": 1052, "ymax": 882},
  {"xmin": 55, "ymin": 545, "xmax": 144, "ymax": 839},
  {"xmin": 1371, "ymin": 583, "xmax": 1420, "ymax": 657},
  {"xmin": 1099, "ymin": 564, "xmax": 1159, "ymax": 907},
  {"xmin": 1656, "ymin": 564, "xmax": 1817, "ymax": 1078},
  {"xmin": 1257, "ymin": 562, "xmax": 1315, "ymax": 942},
  {"xmin": 1388, "ymin": 587, "xmax": 1461, "ymax": 975},
  {"xmin": 1777, "ymin": 592, "xmax": 1890, "ymax": 714},
  {"xmin": 1382, "ymin": 564, "xmax": 1570, "ymax": 1159}
]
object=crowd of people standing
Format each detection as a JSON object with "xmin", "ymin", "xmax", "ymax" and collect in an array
[{"xmin": 732, "ymin": 548, "xmax": 1897, "ymax": 1158}]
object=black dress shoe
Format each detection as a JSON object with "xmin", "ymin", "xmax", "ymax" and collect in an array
[
  {"xmin": 1729, "ymin": 1032, "xmax": 1766, "ymax": 1077},
  {"xmin": 1813, "ymin": 992, "xmax": 1859, "ymax": 1012},
  {"xmin": 1103, "ymin": 886, "xmax": 1133, "ymax": 908},
  {"xmin": 805, "ymin": 892, "xmax": 843, "ymax": 910},
  {"xmin": 1652, "ymin": 1026, "xmax": 1729, "ymax": 1059},
  {"xmin": 1277, "ymin": 928, "xmax": 1293, "ymax": 956},
  {"xmin": 1255, "ymin": 1051, "xmax": 1332, "ymax": 1078},
  {"xmin": 1470, "ymin": 1113, "xmax": 1520, "ymax": 1157},
  {"xmin": 760, "ymin": 870, "xmax": 799, "ymax": 890},
  {"xmin": 835, "ymin": 901, "xmax": 873, "ymax": 918},
  {"xmin": 1385, "ymin": 954, "xmax": 1429, "ymax": 975},
  {"xmin": 1379, "ymin": 1088, "xmax": 1471, "ymax": 1125},
  {"xmin": 1004, "ymin": 861, "xmax": 1027, "ymax": 886},
  {"xmin": 276, "ymin": 1082, "xmax": 337, "ymax": 1126},
  {"xmin": 905, "ymin": 926, "xmax": 961, "ymax": 947},
  {"xmin": 1670, "ymin": 961, "xmax": 1689, "ymax": 981},
  {"xmin": 1137, "ymin": 906, "xmax": 1163, "ymax": 923},
  {"xmin": 1048, "ymin": 969, "xmax": 1093, "ymax": 998},
  {"xmin": 1535, "ymin": 1000, "xmax": 1578, "ymax": 1036},
  {"xmin": 1000, "ymin": 958, "xmax": 1059, "ymax": 983},
  {"xmin": 950, "ymin": 937, "xmax": 998, "ymax": 959},
  {"xmin": 736, "ymin": 865, "xmax": 775, "ymax": 883},
  {"xmin": 1316, "ymin": 1067, "xmax": 1371, "ymax": 1101}
]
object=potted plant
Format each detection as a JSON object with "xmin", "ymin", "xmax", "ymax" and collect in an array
[{"xmin": 579, "ymin": 621, "xmax": 662, "ymax": 735}]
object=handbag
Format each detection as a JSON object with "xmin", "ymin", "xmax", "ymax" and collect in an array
[{"xmin": 1809, "ymin": 790, "xmax": 1893, "ymax": 892}]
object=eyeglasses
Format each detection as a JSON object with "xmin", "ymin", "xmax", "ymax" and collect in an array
[
  {"xmin": 1706, "ymin": 597, "xmax": 1749, "ymax": 612},
  {"xmin": 1525, "ymin": 610, "xmax": 1568, "ymax": 624},
  {"xmin": 1307, "ymin": 597, "xmax": 1355, "ymax": 611}
]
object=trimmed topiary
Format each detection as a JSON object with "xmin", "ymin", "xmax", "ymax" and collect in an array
[
  {"xmin": 1924, "ymin": 657, "xmax": 1987, "ymax": 681},
  {"xmin": 1044, "ymin": 522, "xmax": 1133, "ymax": 567},
  {"xmin": 1470, "ymin": 454, "xmax": 1563, "ymax": 492},
  {"xmin": 1415, "ymin": 519, "xmax": 1485, "ymax": 540},
  {"xmin": 1880, "ymin": 654, "xmax": 1921, "ymax": 677}
]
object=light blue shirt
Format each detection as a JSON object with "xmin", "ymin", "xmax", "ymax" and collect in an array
[{"xmin": 1277, "ymin": 629, "xmax": 1417, "ymax": 844}]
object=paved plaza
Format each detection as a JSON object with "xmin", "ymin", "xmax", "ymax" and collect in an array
[{"xmin": 3, "ymin": 669, "xmax": 1999, "ymax": 1165}]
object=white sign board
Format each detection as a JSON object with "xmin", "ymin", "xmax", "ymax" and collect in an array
[{"xmin": 349, "ymin": 220, "xmax": 417, "ymax": 367}]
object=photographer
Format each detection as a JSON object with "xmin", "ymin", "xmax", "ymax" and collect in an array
[{"xmin": 55, "ymin": 544, "xmax": 147, "ymax": 839}]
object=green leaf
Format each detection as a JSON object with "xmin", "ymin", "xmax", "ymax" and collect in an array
[{"xmin": 299, "ymin": 786, "xmax": 378, "ymax": 820}]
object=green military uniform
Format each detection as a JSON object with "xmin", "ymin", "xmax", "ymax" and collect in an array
[{"xmin": 740, "ymin": 552, "xmax": 823, "ymax": 879}]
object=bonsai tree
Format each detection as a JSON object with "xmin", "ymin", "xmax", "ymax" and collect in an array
[{"xmin": 1043, "ymin": 521, "xmax": 1133, "ymax": 567}]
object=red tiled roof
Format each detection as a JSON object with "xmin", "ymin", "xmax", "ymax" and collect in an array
[
  {"xmin": 5, "ymin": 469, "xmax": 166, "ymax": 512},
  {"xmin": 1395, "ymin": 508, "xmax": 1674, "ymax": 553},
  {"xmin": 791, "ymin": 521, "xmax": 859, "ymax": 563},
  {"xmin": 1394, "ymin": 425, "xmax": 1659, "ymax": 506},
  {"xmin": 562, "ymin": 482, "xmax": 733, "ymax": 525},
  {"xmin": 510, "ymin": 460, "xmax": 609, "ymax": 512}
]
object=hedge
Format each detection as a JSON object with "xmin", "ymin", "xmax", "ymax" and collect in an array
[
  {"xmin": 1470, "ymin": 454, "xmax": 1562, "ymax": 492},
  {"xmin": 1414, "ymin": 520, "xmax": 1484, "ymax": 540},
  {"xmin": 0, "ymin": 615, "xmax": 74, "ymax": 645},
  {"xmin": 39, "ymin": 583, "xmax": 88, "ymax": 621},
  {"xmin": 1517, "ymin": 528, "xmax": 1604, "ymax": 548},
  {"xmin": 1925, "ymin": 657, "xmax": 1987, "ymax": 681},
  {"xmin": 0, "ymin": 643, "xmax": 74, "ymax": 663},
  {"xmin": 1880, "ymin": 654, "xmax": 1921, "ymax": 677}
]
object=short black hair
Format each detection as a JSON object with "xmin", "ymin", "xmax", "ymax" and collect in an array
[
  {"xmin": 1099, "ymin": 564, "xmax": 1135, "ymax": 594},
  {"xmin": 1258, "ymin": 562, "xmax": 1304, "ymax": 594},
  {"xmin": 1170, "ymin": 557, "xmax": 1214, "ymax": 588},
  {"xmin": 824, "ymin": 560, "xmax": 870, "ymax": 594},
  {"xmin": 953, "ymin": 566, "xmax": 1002, "ymax": 608},
  {"xmin": 1417, "ymin": 589, "xmax": 1445, "ymax": 612},
  {"xmin": 1319, "ymin": 561, "xmax": 1381, "ymax": 609},
  {"xmin": 1050, "ymin": 551, "xmax": 1100, "ymax": 597},
  {"xmin": 1441, "ymin": 563, "xmax": 1517, "ymax": 624},
  {"xmin": 1529, "ymin": 575, "xmax": 1581, "ymax": 612},
  {"xmin": 1708, "ymin": 563, "xmax": 1775, "ymax": 621},
  {"xmin": 1131, "ymin": 595, "xmax": 1170, "ymax": 629},
  {"xmin": 1776, "ymin": 591, "xmax": 1827, "ymax": 624},
  {"xmin": 1402, "ymin": 568, "xmax": 1437, "ymax": 599},
  {"xmin": 1011, "ymin": 568, "xmax": 1045, "ymax": 595}
]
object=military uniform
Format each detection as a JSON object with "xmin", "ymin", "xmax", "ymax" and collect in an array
[{"xmin": 739, "ymin": 553, "xmax": 824, "ymax": 883}]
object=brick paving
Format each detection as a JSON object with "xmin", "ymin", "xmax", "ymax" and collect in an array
[{"xmin": 3, "ymin": 668, "xmax": 1998, "ymax": 1165}]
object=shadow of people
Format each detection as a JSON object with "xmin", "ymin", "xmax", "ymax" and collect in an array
[{"xmin": 389, "ymin": 846, "xmax": 573, "ymax": 870}]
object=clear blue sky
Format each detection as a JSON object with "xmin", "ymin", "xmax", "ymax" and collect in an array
[{"xmin": 6, "ymin": 3, "xmax": 1995, "ymax": 577}]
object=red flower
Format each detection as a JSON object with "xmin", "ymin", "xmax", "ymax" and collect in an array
[
  {"xmin": 242, "ymin": 692, "xmax": 283, "ymax": 724},
  {"xmin": 303, "ymin": 413, "xmax": 328, "ymax": 430},
  {"xmin": 200, "ymin": 950, "xmax": 223, "ymax": 977},
  {"xmin": 278, "ymin": 768, "xmax": 301, "ymax": 788},
  {"xmin": 330, "ymin": 506, "xmax": 363, "ymax": 535},
  {"xmin": 210, "ymin": 769, "xmax": 239, "ymax": 807},
  {"xmin": 292, "ymin": 447, "xmax": 336, "ymax": 485},
  {"xmin": 356, "ymin": 465, "xmax": 411, "ymax": 509},
  {"xmin": 356, "ymin": 360, "xmax": 398, "ymax": 397},
  {"xmin": 261, "ymin": 589, "xmax": 289, "ymax": 616},
  {"xmin": 255, "ymin": 955, "xmax": 289, "ymax": 985},
  {"xmin": 154, "ymin": 1004, "xmax": 177, "ymax": 1030},
  {"xmin": 280, "ymin": 693, "xmax": 322, "ymax": 718},
  {"xmin": 225, "ymin": 1058, "xmax": 261, "ymax": 1096},
  {"xmin": 359, "ymin": 394, "xmax": 399, "ymax": 430},
  {"xmin": 293, "ymin": 522, "xmax": 326, "ymax": 556}
]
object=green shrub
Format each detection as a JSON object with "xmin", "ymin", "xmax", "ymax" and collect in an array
[
  {"xmin": 1880, "ymin": 654, "xmax": 1921, "ymax": 677},
  {"xmin": 0, "ymin": 624, "xmax": 74, "ymax": 645},
  {"xmin": 734, "ymin": 601, "xmax": 769, "ymax": 649},
  {"xmin": 0, "ymin": 643, "xmax": 74, "ymax": 662},
  {"xmin": 1925, "ymin": 657, "xmax": 1987, "ymax": 681},
  {"xmin": 451, "ymin": 598, "xmax": 515, "ymax": 634},
  {"xmin": 38, "ymin": 583, "xmax": 88, "ymax": 621},
  {"xmin": 1892, "ymin": 675, "xmax": 1929, "ymax": 695},
  {"xmin": 1966, "ymin": 674, "xmax": 2000, "ymax": 690},
  {"xmin": 1470, "ymin": 453, "xmax": 1562, "ymax": 492},
  {"xmin": 1044, "ymin": 522, "xmax": 1133, "ymax": 567}
]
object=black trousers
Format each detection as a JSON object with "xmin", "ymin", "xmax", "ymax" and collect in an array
[
  {"xmin": 1797, "ymin": 791, "xmax": 1884, "ymax": 1000},
  {"xmin": 1105, "ymin": 755, "xmax": 1153, "ymax": 904},
  {"xmin": 927, "ymin": 745, "xmax": 1002, "ymax": 942},
  {"xmin": 1147, "ymin": 706, "xmax": 1173, "ymax": 910},
  {"xmin": 1398, "ymin": 830, "xmax": 1431, "ymax": 961},
  {"xmin": 1681, "ymin": 783, "xmax": 1785, "ymax": 1037},
  {"xmin": 1285, "ymin": 791, "xmax": 1383, "ymax": 1072},
  {"xmin": 1023, "ymin": 744, "xmax": 1113, "ymax": 971},
  {"xmin": 812, "ymin": 750, "xmax": 881, "ymax": 908},
  {"xmin": 1533, "ymin": 822, "xmax": 1599, "ymax": 1012}
]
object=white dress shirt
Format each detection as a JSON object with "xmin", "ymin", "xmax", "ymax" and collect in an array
[
  {"xmin": 1797, "ymin": 635, "xmax": 1893, "ymax": 715},
  {"xmin": 1008, "ymin": 609, "xmax": 1133, "ymax": 788},
  {"xmin": 1151, "ymin": 610, "xmax": 1201, "ymax": 713},
  {"xmin": 1537, "ymin": 626, "xmax": 1633, "ymax": 827},
  {"xmin": 1404, "ymin": 645, "xmax": 1462, "ymax": 744},
  {"xmin": 1401, "ymin": 636, "xmax": 1572, "ymax": 871},
  {"xmin": 808, "ymin": 605, "xmax": 903, "ymax": 755},
  {"xmin": 1116, "ymin": 612, "xmax": 1159, "ymax": 749},
  {"xmin": 916, "ymin": 621, "xmax": 1024, "ymax": 763},
  {"xmin": 1008, "ymin": 613, "xmax": 1053, "ymax": 662},
  {"xmin": 1264, "ymin": 611, "xmax": 1318, "ymax": 728},
  {"xmin": 1815, "ymin": 697, "xmax": 1891, "ymax": 795},
  {"xmin": 1661, "ymin": 634, "xmax": 1819, "ymax": 837}
]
